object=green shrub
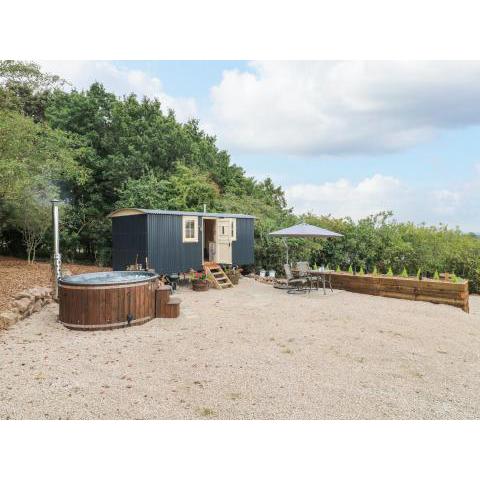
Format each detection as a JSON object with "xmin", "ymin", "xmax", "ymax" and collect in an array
[
  {"xmin": 336, "ymin": 265, "xmax": 341, "ymax": 272},
  {"xmin": 372, "ymin": 266, "xmax": 378, "ymax": 276},
  {"xmin": 400, "ymin": 267, "xmax": 408, "ymax": 277},
  {"xmin": 387, "ymin": 266, "xmax": 394, "ymax": 276},
  {"xmin": 359, "ymin": 266, "xmax": 365, "ymax": 275},
  {"xmin": 348, "ymin": 265, "xmax": 353, "ymax": 274},
  {"xmin": 433, "ymin": 270, "xmax": 440, "ymax": 280}
]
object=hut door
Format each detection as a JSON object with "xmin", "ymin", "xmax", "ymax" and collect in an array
[{"xmin": 216, "ymin": 219, "xmax": 232, "ymax": 264}]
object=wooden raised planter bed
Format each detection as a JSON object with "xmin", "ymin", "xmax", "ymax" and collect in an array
[{"xmin": 329, "ymin": 272, "xmax": 469, "ymax": 312}]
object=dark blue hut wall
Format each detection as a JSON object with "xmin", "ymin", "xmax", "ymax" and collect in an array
[
  {"xmin": 112, "ymin": 213, "xmax": 254, "ymax": 273},
  {"xmin": 112, "ymin": 215, "xmax": 148, "ymax": 270},
  {"xmin": 147, "ymin": 214, "xmax": 203, "ymax": 274},
  {"xmin": 232, "ymin": 218, "xmax": 255, "ymax": 265}
]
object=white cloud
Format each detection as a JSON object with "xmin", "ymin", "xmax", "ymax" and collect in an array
[
  {"xmin": 39, "ymin": 61, "xmax": 197, "ymax": 122},
  {"xmin": 209, "ymin": 61, "xmax": 480, "ymax": 155},
  {"xmin": 285, "ymin": 170, "xmax": 480, "ymax": 231},
  {"xmin": 286, "ymin": 174, "xmax": 404, "ymax": 219},
  {"xmin": 431, "ymin": 190, "xmax": 461, "ymax": 215}
]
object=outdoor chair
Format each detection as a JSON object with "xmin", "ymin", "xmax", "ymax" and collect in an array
[
  {"xmin": 284, "ymin": 264, "xmax": 309, "ymax": 294},
  {"xmin": 298, "ymin": 261, "xmax": 334, "ymax": 294},
  {"xmin": 295, "ymin": 261, "xmax": 316, "ymax": 290}
]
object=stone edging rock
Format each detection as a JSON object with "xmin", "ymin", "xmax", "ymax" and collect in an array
[
  {"xmin": 248, "ymin": 274, "xmax": 286, "ymax": 285},
  {"xmin": 0, "ymin": 286, "xmax": 54, "ymax": 330}
]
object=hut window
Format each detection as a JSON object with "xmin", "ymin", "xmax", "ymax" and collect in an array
[
  {"xmin": 230, "ymin": 218, "xmax": 237, "ymax": 241},
  {"xmin": 182, "ymin": 216, "xmax": 198, "ymax": 242}
]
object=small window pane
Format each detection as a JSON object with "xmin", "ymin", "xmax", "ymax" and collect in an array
[{"xmin": 185, "ymin": 220, "xmax": 195, "ymax": 239}]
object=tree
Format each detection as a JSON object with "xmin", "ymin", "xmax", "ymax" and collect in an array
[
  {"xmin": 0, "ymin": 60, "xmax": 64, "ymax": 119},
  {"xmin": 116, "ymin": 171, "xmax": 171, "ymax": 210},
  {"xmin": 0, "ymin": 61, "xmax": 62, "ymax": 89},
  {"xmin": 43, "ymin": 84, "xmax": 251, "ymax": 262},
  {"xmin": 0, "ymin": 108, "xmax": 89, "ymax": 263},
  {"xmin": 168, "ymin": 164, "xmax": 220, "ymax": 211},
  {"xmin": 0, "ymin": 109, "xmax": 88, "ymax": 203},
  {"xmin": 15, "ymin": 194, "xmax": 50, "ymax": 263}
]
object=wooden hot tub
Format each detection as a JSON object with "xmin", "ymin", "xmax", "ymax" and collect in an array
[{"xmin": 59, "ymin": 271, "xmax": 159, "ymax": 330}]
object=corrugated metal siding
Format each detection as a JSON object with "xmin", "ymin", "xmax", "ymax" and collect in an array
[
  {"xmin": 232, "ymin": 218, "xmax": 255, "ymax": 265},
  {"xmin": 112, "ymin": 213, "xmax": 255, "ymax": 273},
  {"xmin": 147, "ymin": 214, "xmax": 203, "ymax": 274},
  {"xmin": 112, "ymin": 215, "xmax": 148, "ymax": 270}
]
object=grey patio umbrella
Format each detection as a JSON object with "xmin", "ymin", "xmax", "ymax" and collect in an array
[{"xmin": 269, "ymin": 222, "xmax": 343, "ymax": 264}]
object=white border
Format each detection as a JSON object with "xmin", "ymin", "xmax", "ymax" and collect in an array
[
  {"xmin": 1, "ymin": 421, "xmax": 479, "ymax": 480},
  {"xmin": 2, "ymin": 0, "xmax": 480, "ymax": 59}
]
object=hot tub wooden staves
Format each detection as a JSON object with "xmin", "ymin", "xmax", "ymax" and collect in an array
[{"xmin": 59, "ymin": 275, "xmax": 158, "ymax": 330}]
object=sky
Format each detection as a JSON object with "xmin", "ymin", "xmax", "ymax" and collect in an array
[{"xmin": 40, "ymin": 61, "xmax": 480, "ymax": 232}]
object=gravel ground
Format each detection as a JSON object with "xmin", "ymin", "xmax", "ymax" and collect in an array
[{"xmin": 1, "ymin": 278, "xmax": 479, "ymax": 419}]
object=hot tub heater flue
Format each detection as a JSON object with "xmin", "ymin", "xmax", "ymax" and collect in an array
[{"xmin": 51, "ymin": 199, "xmax": 62, "ymax": 300}]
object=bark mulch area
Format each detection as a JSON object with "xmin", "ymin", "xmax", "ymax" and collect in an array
[{"xmin": 0, "ymin": 256, "xmax": 110, "ymax": 310}]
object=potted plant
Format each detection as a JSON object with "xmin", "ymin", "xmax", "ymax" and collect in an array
[
  {"xmin": 225, "ymin": 267, "xmax": 242, "ymax": 285},
  {"xmin": 190, "ymin": 271, "xmax": 210, "ymax": 291}
]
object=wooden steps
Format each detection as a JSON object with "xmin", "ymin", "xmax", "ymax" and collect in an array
[
  {"xmin": 155, "ymin": 286, "xmax": 182, "ymax": 318},
  {"xmin": 203, "ymin": 262, "xmax": 234, "ymax": 289},
  {"xmin": 165, "ymin": 297, "xmax": 181, "ymax": 318}
]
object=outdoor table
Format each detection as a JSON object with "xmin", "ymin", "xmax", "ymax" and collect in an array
[
  {"xmin": 291, "ymin": 269, "xmax": 334, "ymax": 295},
  {"xmin": 307, "ymin": 270, "xmax": 334, "ymax": 295}
]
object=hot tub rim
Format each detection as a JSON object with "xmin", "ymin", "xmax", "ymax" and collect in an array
[{"xmin": 58, "ymin": 270, "xmax": 159, "ymax": 287}]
